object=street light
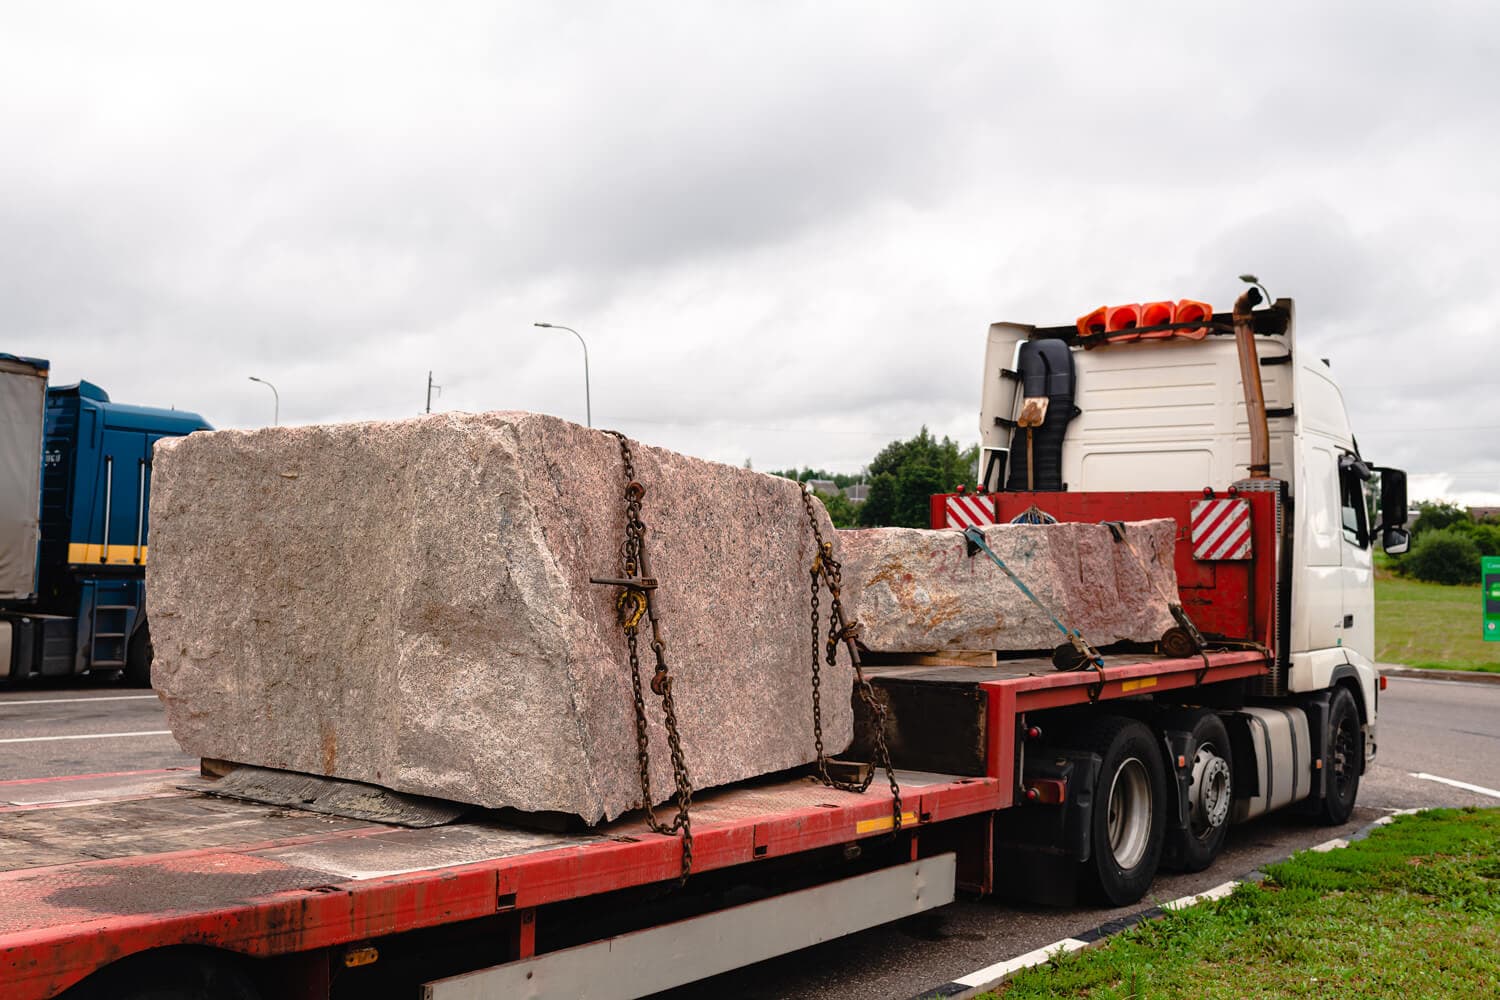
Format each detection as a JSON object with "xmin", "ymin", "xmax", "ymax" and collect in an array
[
  {"xmin": 533, "ymin": 322, "xmax": 591, "ymax": 427},
  {"xmin": 248, "ymin": 376, "xmax": 279, "ymax": 426}
]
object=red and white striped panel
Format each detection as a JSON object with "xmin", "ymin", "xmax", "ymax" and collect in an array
[
  {"xmin": 944, "ymin": 494, "xmax": 997, "ymax": 529},
  {"xmin": 1191, "ymin": 498, "xmax": 1253, "ymax": 560}
]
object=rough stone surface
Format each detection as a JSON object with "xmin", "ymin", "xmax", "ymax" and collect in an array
[
  {"xmin": 838, "ymin": 520, "xmax": 1180, "ymax": 653},
  {"xmin": 147, "ymin": 412, "xmax": 849, "ymax": 825}
]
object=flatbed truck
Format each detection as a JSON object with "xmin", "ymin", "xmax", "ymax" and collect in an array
[{"xmin": 0, "ymin": 294, "xmax": 1408, "ymax": 999}]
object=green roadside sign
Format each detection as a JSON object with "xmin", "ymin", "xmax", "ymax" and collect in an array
[{"xmin": 1486, "ymin": 555, "xmax": 1500, "ymax": 642}]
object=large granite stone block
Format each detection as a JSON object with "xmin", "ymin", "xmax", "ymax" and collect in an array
[
  {"xmin": 147, "ymin": 412, "xmax": 849, "ymax": 824},
  {"xmin": 838, "ymin": 520, "xmax": 1180, "ymax": 653}
]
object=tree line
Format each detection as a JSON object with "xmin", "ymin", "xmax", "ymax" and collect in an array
[
  {"xmin": 1391, "ymin": 501, "xmax": 1500, "ymax": 585},
  {"xmin": 770, "ymin": 427, "xmax": 978, "ymax": 529}
]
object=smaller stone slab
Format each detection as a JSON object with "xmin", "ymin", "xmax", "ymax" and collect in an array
[{"xmin": 838, "ymin": 519, "xmax": 1180, "ymax": 653}]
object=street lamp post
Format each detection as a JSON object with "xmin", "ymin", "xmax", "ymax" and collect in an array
[
  {"xmin": 533, "ymin": 323, "xmax": 591, "ymax": 427},
  {"xmin": 248, "ymin": 376, "xmax": 279, "ymax": 426}
]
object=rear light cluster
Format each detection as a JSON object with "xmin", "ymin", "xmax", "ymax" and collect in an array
[
  {"xmin": 1076, "ymin": 299, "xmax": 1214, "ymax": 342},
  {"xmin": 1023, "ymin": 778, "xmax": 1067, "ymax": 805}
]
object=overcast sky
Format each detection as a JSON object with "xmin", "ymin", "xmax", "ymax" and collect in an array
[{"xmin": 5, "ymin": 2, "xmax": 1497, "ymax": 503}]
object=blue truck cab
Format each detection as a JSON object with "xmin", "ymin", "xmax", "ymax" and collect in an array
[{"xmin": 1, "ymin": 358, "xmax": 209, "ymax": 685}]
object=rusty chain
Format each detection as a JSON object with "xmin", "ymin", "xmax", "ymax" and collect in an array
[
  {"xmin": 800, "ymin": 489, "xmax": 903, "ymax": 833},
  {"xmin": 603, "ymin": 430, "xmax": 694, "ymax": 884}
]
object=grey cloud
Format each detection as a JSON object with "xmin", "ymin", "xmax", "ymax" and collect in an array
[{"xmin": 4, "ymin": 2, "xmax": 1499, "ymax": 501}]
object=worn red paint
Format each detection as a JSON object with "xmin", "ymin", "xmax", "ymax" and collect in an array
[{"xmin": 0, "ymin": 773, "xmax": 1000, "ymax": 1000}]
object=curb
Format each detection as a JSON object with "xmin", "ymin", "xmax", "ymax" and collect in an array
[
  {"xmin": 1379, "ymin": 666, "xmax": 1500, "ymax": 686},
  {"xmin": 909, "ymin": 809, "xmax": 1421, "ymax": 1000}
]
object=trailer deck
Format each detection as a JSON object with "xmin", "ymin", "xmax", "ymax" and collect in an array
[{"xmin": 0, "ymin": 648, "xmax": 1268, "ymax": 1000}]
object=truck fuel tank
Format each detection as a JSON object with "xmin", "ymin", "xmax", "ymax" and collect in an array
[{"xmin": 1226, "ymin": 706, "xmax": 1312, "ymax": 822}]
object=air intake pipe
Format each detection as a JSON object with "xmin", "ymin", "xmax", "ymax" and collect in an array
[{"xmin": 1234, "ymin": 283, "xmax": 1271, "ymax": 479}]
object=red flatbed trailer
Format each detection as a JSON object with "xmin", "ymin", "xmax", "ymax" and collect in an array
[
  {"xmin": 1, "ymin": 648, "xmax": 1268, "ymax": 1000},
  {"xmin": 1, "ymin": 298, "xmax": 1401, "ymax": 998}
]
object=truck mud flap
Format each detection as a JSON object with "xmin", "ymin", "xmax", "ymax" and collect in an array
[
  {"xmin": 994, "ymin": 749, "xmax": 1099, "ymax": 862},
  {"xmin": 1160, "ymin": 729, "xmax": 1193, "ymax": 831}
]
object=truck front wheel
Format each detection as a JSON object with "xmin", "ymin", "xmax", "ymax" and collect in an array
[
  {"xmin": 1317, "ymin": 686, "xmax": 1362, "ymax": 825},
  {"xmin": 1083, "ymin": 716, "xmax": 1166, "ymax": 905}
]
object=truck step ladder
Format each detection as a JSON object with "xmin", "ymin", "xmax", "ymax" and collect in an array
[{"xmin": 88, "ymin": 600, "xmax": 136, "ymax": 670}]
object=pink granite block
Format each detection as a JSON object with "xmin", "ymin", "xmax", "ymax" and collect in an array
[{"xmin": 148, "ymin": 412, "xmax": 848, "ymax": 824}]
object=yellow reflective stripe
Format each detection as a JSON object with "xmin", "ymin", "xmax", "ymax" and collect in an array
[
  {"xmin": 855, "ymin": 811, "xmax": 918, "ymax": 835},
  {"xmin": 67, "ymin": 543, "xmax": 147, "ymax": 566},
  {"xmin": 1121, "ymin": 676, "xmax": 1159, "ymax": 693}
]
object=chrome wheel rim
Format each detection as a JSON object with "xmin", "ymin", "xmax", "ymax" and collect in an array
[
  {"xmin": 1188, "ymin": 743, "xmax": 1232, "ymax": 840},
  {"xmin": 1106, "ymin": 756, "xmax": 1152, "ymax": 870}
]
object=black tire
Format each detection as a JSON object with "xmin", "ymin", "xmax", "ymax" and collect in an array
[
  {"xmin": 124, "ymin": 622, "xmax": 153, "ymax": 689},
  {"xmin": 1316, "ymin": 686, "xmax": 1362, "ymax": 825},
  {"xmin": 1082, "ymin": 716, "xmax": 1167, "ymax": 905},
  {"xmin": 1161, "ymin": 711, "xmax": 1233, "ymax": 873}
]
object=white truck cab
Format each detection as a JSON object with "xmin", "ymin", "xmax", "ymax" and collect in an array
[{"xmin": 975, "ymin": 294, "xmax": 1408, "ymax": 788}]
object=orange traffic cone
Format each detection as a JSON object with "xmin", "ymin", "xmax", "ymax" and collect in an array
[
  {"xmin": 1139, "ymin": 301, "xmax": 1176, "ymax": 339},
  {"xmin": 1174, "ymin": 300, "xmax": 1213, "ymax": 340},
  {"xmin": 1076, "ymin": 305, "xmax": 1108, "ymax": 338},
  {"xmin": 1105, "ymin": 304, "xmax": 1142, "ymax": 342}
]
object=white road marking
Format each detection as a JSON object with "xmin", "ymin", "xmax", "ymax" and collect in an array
[
  {"xmin": 0, "ymin": 695, "xmax": 158, "ymax": 707},
  {"xmin": 0, "ymin": 730, "xmax": 172, "ymax": 744},
  {"xmin": 1373, "ymin": 807, "xmax": 1422, "ymax": 827},
  {"xmin": 1162, "ymin": 879, "xmax": 1240, "ymax": 911},
  {"xmin": 1310, "ymin": 838, "xmax": 1349, "ymax": 853},
  {"xmin": 953, "ymin": 938, "xmax": 1089, "ymax": 988},
  {"xmin": 1412, "ymin": 772, "xmax": 1500, "ymax": 800}
]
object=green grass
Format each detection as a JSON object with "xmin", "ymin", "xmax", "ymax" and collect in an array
[
  {"xmin": 1375, "ymin": 572, "xmax": 1500, "ymax": 672},
  {"xmin": 982, "ymin": 808, "xmax": 1500, "ymax": 999}
]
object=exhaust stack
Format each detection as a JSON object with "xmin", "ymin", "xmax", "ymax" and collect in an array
[{"xmin": 1233, "ymin": 279, "xmax": 1271, "ymax": 479}]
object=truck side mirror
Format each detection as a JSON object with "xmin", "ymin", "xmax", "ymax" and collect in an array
[
  {"xmin": 1382, "ymin": 526, "xmax": 1410, "ymax": 555},
  {"xmin": 1374, "ymin": 467, "xmax": 1408, "ymax": 532}
]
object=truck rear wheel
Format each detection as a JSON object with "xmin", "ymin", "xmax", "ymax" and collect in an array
[
  {"xmin": 1316, "ymin": 686, "xmax": 1362, "ymax": 825},
  {"xmin": 1162, "ymin": 711, "xmax": 1233, "ymax": 872},
  {"xmin": 124, "ymin": 623, "xmax": 153, "ymax": 688},
  {"xmin": 1083, "ymin": 716, "xmax": 1166, "ymax": 905}
]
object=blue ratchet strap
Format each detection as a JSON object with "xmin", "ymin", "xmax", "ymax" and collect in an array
[{"xmin": 962, "ymin": 526, "xmax": 1108, "ymax": 700}]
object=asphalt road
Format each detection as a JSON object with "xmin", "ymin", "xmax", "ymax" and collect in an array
[
  {"xmin": 0, "ymin": 687, "xmax": 192, "ymax": 779},
  {"xmin": 0, "ymin": 674, "xmax": 1495, "ymax": 999}
]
